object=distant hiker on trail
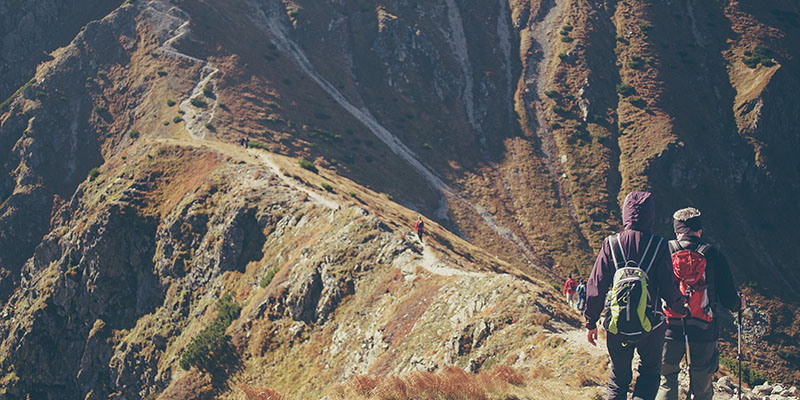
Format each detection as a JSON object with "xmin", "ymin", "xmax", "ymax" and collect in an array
[
  {"xmin": 414, "ymin": 216, "xmax": 425, "ymax": 242},
  {"xmin": 584, "ymin": 192, "xmax": 686, "ymax": 400},
  {"xmin": 656, "ymin": 207, "xmax": 744, "ymax": 400},
  {"xmin": 564, "ymin": 275, "xmax": 577, "ymax": 307},
  {"xmin": 575, "ymin": 278, "xmax": 586, "ymax": 311}
]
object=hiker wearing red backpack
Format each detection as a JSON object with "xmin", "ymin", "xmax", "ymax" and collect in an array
[
  {"xmin": 414, "ymin": 216, "xmax": 425, "ymax": 242},
  {"xmin": 584, "ymin": 192, "xmax": 687, "ymax": 400},
  {"xmin": 656, "ymin": 207, "xmax": 743, "ymax": 400},
  {"xmin": 564, "ymin": 275, "xmax": 577, "ymax": 307}
]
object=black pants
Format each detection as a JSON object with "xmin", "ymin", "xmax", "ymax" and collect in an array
[
  {"xmin": 416, "ymin": 230, "xmax": 424, "ymax": 241},
  {"xmin": 606, "ymin": 323, "xmax": 666, "ymax": 400}
]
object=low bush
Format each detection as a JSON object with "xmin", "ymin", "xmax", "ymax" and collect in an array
[
  {"xmin": 190, "ymin": 98, "xmax": 207, "ymax": 108},
  {"xmin": 173, "ymin": 116, "xmax": 184, "ymax": 123},
  {"xmin": 179, "ymin": 293, "xmax": 241, "ymax": 371},
  {"xmin": 628, "ymin": 55, "xmax": 644, "ymax": 69},
  {"xmin": 743, "ymin": 45, "xmax": 775, "ymax": 68},
  {"xmin": 202, "ymin": 86, "xmax": 214, "ymax": 98},
  {"xmin": 260, "ymin": 267, "xmax": 279, "ymax": 288},
  {"xmin": 321, "ymin": 182, "xmax": 334, "ymax": 192},
  {"xmin": 616, "ymin": 83, "xmax": 635, "ymax": 97},
  {"xmin": 628, "ymin": 96, "xmax": 647, "ymax": 108},
  {"xmin": 299, "ymin": 159, "xmax": 318, "ymax": 174},
  {"xmin": 93, "ymin": 105, "xmax": 107, "ymax": 114},
  {"xmin": 88, "ymin": 167, "xmax": 100, "ymax": 180},
  {"xmin": 166, "ymin": 99, "xmax": 176, "ymax": 106},
  {"xmin": 129, "ymin": 130, "xmax": 139, "ymax": 139},
  {"xmin": 157, "ymin": 70, "xmax": 167, "ymax": 77},
  {"xmin": 720, "ymin": 357, "xmax": 767, "ymax": 387},
  {"xmin": 560, "ymin": 36, "xmax": 574, "ymax": 43},
  {"xmin": 544, "ymin": 90, "xmax": 560, "ymax": 98}
]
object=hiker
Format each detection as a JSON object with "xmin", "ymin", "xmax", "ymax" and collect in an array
[
  {"xmin": 414, "ymin": 216, "xmax": 425, "ymax": 242},
  {"xmin": 575, "ymin": 278, "xmax": 587, "ymax": 311},
  {"xmin": 656, "ymin": 207, "xmax": 744, "ymax": 400},
  {"xmin": 245, "ymin": 137, "xmax": 250, "ymax": 148},
  {"xmin": 584, "ymin": 192, "xmax": 686, "ymax": 400},
  {"xmin": 564, "ymin": 275, "xmax": 577, "ymax": 308}
]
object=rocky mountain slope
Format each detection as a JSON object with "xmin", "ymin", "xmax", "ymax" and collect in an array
[{"xmin": 1, "ymin": 0, "xmax": 799, "ymax": 397}]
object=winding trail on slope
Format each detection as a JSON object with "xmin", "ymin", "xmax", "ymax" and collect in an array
[
  {"xmin": 148, "ymin": 1, "xmax": 220, "ymax": 140},
  {"xmin": 247, "ymin": 0, "xmax": 559, "ymax": 282},
  {"xmin": 251, "ymin": 150, "xmax": 340, "ymax": 211},
  {"xmin": 419, "ymin": 243, "xmax": 484, "ymax": 278}
]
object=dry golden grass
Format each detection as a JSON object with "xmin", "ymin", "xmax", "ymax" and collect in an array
[
  {"xmin": 240, "ymin": 385, "xmax": 285, "ymax": 400},
  {"xmin": 328, "ymin": 365, "xmax": 535, "ymax": 400}
]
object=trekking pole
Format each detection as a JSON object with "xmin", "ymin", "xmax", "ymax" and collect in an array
[
  {"xmin": 738, "ymin": 308, "xmax": 742, "ymax": 400},
  {"xmin": 682, "ymin": 317, "xmax": 694, "ymax": 400}
]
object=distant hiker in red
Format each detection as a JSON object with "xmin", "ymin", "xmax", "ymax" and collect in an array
[
  {"xmin": 414, "ymin": 216, "xmax": 425, "ymax": 242},
  {"xmin": 656, "ymin": 207, "xmax": 743, "ymax": 400},
  {"xmin": 584, "ymin": 192, "xmax": 686, "ymax": 400},
  {"xmin": 563, "ymin": 275, "xmax": 577, "ymax": 307}
]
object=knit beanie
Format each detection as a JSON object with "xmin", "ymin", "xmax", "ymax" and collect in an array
[{"xmin": 673, "ymin": 207, "xmax": 702, "ymax": 235}]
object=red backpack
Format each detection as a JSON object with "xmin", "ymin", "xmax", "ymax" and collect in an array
[{"xmin": 664, "ymin": 240, "xmax": 713, "ymax": 324}]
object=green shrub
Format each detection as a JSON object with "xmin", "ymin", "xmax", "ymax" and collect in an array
[
  {"xmin": 742, "ymin": 44, "xmax": 775, "ymax": 68},
  {"xmin": 266, "ymin": 101, "xmax": 278, "ymax": 109},
  {"xmin": 166, "ymin": 99, "xmax": 176, "ymax": 106},
  {"xmin": 248, "ymin": 141, "xmax": 269, "ymax": 150},
  {"xmin": 551, "ymin": 105, "xmax": 567, "ymax": 115},
  {"xmin": 348, "ymin": 191, "xmax": 357, "ymax": 198},
  {"xmin": 550, "ymin": 122, "xmax": 562, "ymax": 129},
  {"xmin": 178, "ymin": 109, "xmax": 185, "ymax": 115},
  {"xmin": 179, "ymin": 293, "xmax": 241, "ymax": 371},
  {"xmin": 299, "ymin": 159, "xmax": 318, "ymax": 174},
  {"xmin": 628, "ymin": 97, "xmax": 647, "ymax": 108},
  {"xmin": 562, "ymin": 24, "xmax": 573, "ymax": 32},
  {"xmin": 321, "ymin": 182, "xmax": 334, "ymax": 192},
  {"xmin": 260, "ymin": 267, "xmax": 279, "ymax": 288},
  {"xmin": 720, "ymin": 357, "xmax": 767, "ymax": 387},
  {"xmin": 88, "ymin": 168, "xmax": 100, "ymax": 180},
  {"xmin": 591, "ymin": 130, "xmax": 610, "ymax": 142},
  {"xmin": 544, "ymin": 90, "xmax": 560, "ymax": 98},
  {"xmin": 157, "ymin": 70, "xmax": 167, "ymax": 77},
  {"xmin": 204, "ymin": 122, "xmax": 213, "ymax": 130},
  {"xmin": 163, "ymin": 121, "xmax": 169, "ymax": 126},
  {"xmin": 560, "ymin": 36, "xmax": 574, "ymax": 43},
  {"xmin": 628, "ymin": 55, "xmax": 644, "ymax": 69},
  {"xmin": 616, "ymin": 83, "xmax": 635, "ymax": 97},
  {"xmin": 129, "ymin": 130, "xmax": 139, "ymax": 139},
  {"xmin": 558, "ymin": 52, "xmax": 569, "ymax": 61},
  {"xmin": 190, "ymin": 98, "xmax": 207, "ymax": 108},
  {"xmin": 93, "ymin": 105, "xmax": 107, "ymax": 114},
  {"xmin": 202, "ymin": 86, "xmax": 214, "ymax": 97},
  {"xmin": 173, "ymin": 116, "xmax": 184, "ymax": 123}
]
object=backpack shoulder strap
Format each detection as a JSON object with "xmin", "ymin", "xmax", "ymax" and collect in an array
[
  {"xmin": 642, "ymin": 235, "xmax": 664, "ymax": 276},
  {"xmin": 609, "ymin": 233, "xmax": 626, "ymax": 270},
  {"xmin": 695, "ymin": 244, "xmax": 711, "ymax": 257},
  {"xmin": 668, "ymin": 240, "xmax": 682, "ymax": 254}
]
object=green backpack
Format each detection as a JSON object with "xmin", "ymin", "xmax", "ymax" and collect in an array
[{"xmin": 604, "ymin": 233, "xmax": 664, "ymax": 342}]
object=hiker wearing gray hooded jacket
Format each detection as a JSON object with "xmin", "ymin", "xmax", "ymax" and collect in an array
[{"xmin": 585, "ymin": 192, "xmax": 686, "ymax": 400}]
